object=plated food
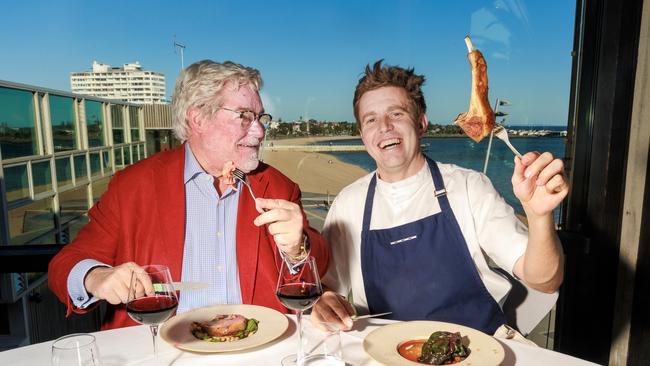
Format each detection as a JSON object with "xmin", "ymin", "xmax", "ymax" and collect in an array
[
  {"xmin": 454, "ymin": 36, "xmax": 496, "ymax": 143},
  {"xmin": 191, "ymin": 314, "xmax": 259, "ymax": 342},
  {"xmin": 364, "ymin": 320, "xmax": 504, "ymax": 366},
  {"xmin": 159, "ymin": 304, "xmax": 288, "ymax": 353},
  {"xmin": 398, "ymin": 331, "xmax": 470, "ymax": 365}
]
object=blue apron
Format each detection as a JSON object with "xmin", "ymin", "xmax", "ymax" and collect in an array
[{"xmin": 360, "ymin": 158, "xmax": 505, "ymax": 334}]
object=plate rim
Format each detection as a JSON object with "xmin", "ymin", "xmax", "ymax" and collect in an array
[
  {"xmin": 159, "ymin": 303, "xmax": 289, "ymax": 353},
  {"xmin": 363, "ymin": 320, "xmax": 505, "ymax": 366}
]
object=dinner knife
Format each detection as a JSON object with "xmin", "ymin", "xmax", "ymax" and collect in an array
[{"xmin": 351, "ymin": 312, "xmax": 392, "ymax": 321}]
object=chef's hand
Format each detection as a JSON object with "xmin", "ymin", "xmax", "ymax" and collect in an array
[
  {"xmin": 311, "ymin": 291, "xmax": 355, "ymax": 331},
  {"xmin": 512, "ymin": 151, "xmax": 569, "ymax": 217},
  {"xmin": 84, "ymin": 262, "xmax": 153, "ymax": 305},
  {"xmin": 253, "ymin": 198, "xmax": 304, "ymax": 257}
]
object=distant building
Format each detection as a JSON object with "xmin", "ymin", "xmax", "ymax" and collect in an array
[{"xmin": 70, "ymin": 61, "xmax": 166, "ymax": 104}]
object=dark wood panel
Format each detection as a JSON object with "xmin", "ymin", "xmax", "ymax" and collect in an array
[{"xmin": 27, "ymin": 281, "xmax": 101, "ymax": 343}]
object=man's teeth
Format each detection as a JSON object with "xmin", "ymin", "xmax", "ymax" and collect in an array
[{"xmin": 380, "ymin": 139, "xmax": 401, "ymax": 149}]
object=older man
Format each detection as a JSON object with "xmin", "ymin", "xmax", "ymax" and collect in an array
[
  {"xmin": 312, "ymin": 60, "xmax": 566, "ymax": 334},
  {"xmin": 49, "ymin": 60, "xmax": 329, "ymax": 329}
]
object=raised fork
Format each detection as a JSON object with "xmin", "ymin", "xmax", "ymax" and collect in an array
[
  {"xmin": 493, "ymin": 125, "xmax": 522, "ymax": 157},
  {"xmin": 232, "ymin": 168, "xmax": 257, "ymax": 201}
]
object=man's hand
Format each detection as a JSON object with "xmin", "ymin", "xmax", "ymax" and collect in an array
[
  {"xmin": 253, "ymin": 198, "xmax": 304, "ymax": 257},
  {"xmin": 83, "ymin": 262, "xmax": 153, "ymax": 305},
  {"xmin": 512, "ymin": 151, "xmax": 569, "ymax": 217},
  {"xmin": 311, "ymin": 291, "xmax": 355, "ymax": 331}
]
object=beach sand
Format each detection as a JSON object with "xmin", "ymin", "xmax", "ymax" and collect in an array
[
  {"xmin": 261, "ymin": 136, "xmax": 369, "ymax": 196},
  {"xmin": 261, "ymin": 136, "xmax": 370, "ymax": 229}
]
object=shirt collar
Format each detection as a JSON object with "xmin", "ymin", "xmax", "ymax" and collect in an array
[
  {"xmin": 184, "ymin": 143, "xmax": 208, "ymax": 184},
  {"xmin": 183, "ymin": 143, "xmax": 241, "ymax": 195}
]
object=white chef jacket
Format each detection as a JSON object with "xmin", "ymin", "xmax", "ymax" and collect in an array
[{"xmin": 322, "ymin": 161, "xmax": 528, "ymax": 314}]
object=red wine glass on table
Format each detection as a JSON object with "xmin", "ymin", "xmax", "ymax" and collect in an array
[
  {"xmin": 126, "ymin": 264, "xmax": 178, "ymax": 358},
  {"xmin": 276, "ymin": 256, "xmax": 323, "ymax": 366}
]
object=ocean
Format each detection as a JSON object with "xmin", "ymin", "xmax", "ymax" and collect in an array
[{"xmin": 318, "ymin": 133, "xmax": 566, "ymax": 217}]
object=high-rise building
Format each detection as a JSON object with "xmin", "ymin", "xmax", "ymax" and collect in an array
[{"xmin": 70, "ymin": 61, "xmax": 166, "ymax": 104}]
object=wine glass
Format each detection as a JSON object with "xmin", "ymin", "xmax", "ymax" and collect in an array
[
  {"xmin": 126, "ymin": 264, "xmax": 178, "ymax": 359},
  {"xmin": 275, "ymin": 256, "xmax": 323, "ymax": 366}
]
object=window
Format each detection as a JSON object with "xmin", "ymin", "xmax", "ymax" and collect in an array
[
  {"xmin": 32, "ymin": 160, "xmax": 52, "ymax": 195},
  {"xmin": 89, "ymin": 152, "xmax": 101, "ymax": 176},
  {"xmin": 8, "ymin": 197, "xmax": 54, "ymax": 245},
  {"xmin": 85, "ymin": 100, "xmax": 104, "ymax": 147},
  {"xmin": 49, "ymin": 95, "xmax": 77, "ymax": 152},
  {"xmin": 4, "ymin": 164, "xmax": 29, "ymax": 202},
  {"xmin": 0, "ymin": 87, "xmax": 37, "ymax": 159},
  {"xmin": 59, "ymin": 187, "xmax": 88, "ymax": 225},
  {"xmin": 74, "ymin": 154, "xmax": 87, "ymax": 180},
  {"xmin": 129, "ymin": 106, "xmax": 140, "ymax": 141},
  {"xmin": 55, "ymin": 156, "xmax": 72, "ymax": 187},
  {"xmin": 111, "ymin": 105, "xmax": 125, "ymax": 144}
]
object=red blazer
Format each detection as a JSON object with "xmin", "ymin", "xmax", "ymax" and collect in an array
[{"xmin": 48, "ymin": 145, "xmax": 330, "ymax": 330}]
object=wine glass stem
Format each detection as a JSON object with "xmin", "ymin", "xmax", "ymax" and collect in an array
[
  {"xmin": 150, "ymin": 324, "xmax": 159, "ymax": 358},
  {"xmin": 296, "ymin": 310, "xmax": 304, "ymax": 362}
]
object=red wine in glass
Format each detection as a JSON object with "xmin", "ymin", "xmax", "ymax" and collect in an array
[
  {"xmin": 276, "ymin": 282, "xmax": 323, "ymax": 311},
  {"xmin": 275, "ymin": 256, "xmax": 323, "ymax": 366},
  {"xmin": 127, "ymin": 264, "xmax": 178, "ymax": 359},
  {"xmin": 127, "ymin": 295, "xmax": 179, "ymax": 325}
]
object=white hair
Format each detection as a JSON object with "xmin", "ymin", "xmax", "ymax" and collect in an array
[{"xmin": 171, "ymin": 60, "xmax": 262, "ymax": 141}]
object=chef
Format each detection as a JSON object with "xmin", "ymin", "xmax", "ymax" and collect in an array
[{"xmin": 311, "ymin": 60, "xmax": 568, "ymax": 335}]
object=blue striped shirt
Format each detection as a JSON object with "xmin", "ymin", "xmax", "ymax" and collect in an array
[{"xmin": 178, "ymin": 144, "xmax": 242, "ymax": 313}]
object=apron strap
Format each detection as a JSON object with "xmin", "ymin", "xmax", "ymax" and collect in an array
[
  {"xmin": 426, "ymin": 157, "xmax": 452, "ymax": 213},
  {"xmin": 362, "ymin": 174, "xmax": 378, "ymax": 232}
]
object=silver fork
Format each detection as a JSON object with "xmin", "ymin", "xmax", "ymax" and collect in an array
[
  {"xmin": 232, "ymin": 168, "xmax": 258, "ymax": 201},
  {"xmin": 493, "ymin": 125, "xmax": 522, "ymax": 157}
]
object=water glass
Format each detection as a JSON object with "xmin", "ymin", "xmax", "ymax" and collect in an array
[
  {"xmin": 299, "ymin": 320, "xmax": 344, "ymax": 366},
  {"xmin": 51, "ymin": 333, "xmax": 102, "ymax": 366}
]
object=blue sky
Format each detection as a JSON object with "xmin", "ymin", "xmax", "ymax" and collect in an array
[{"xmin": 1, "ymin": 0, "xmax": 575, "ymax": 125}]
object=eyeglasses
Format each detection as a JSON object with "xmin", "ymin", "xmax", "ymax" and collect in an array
[{"xmin": 217, "ymin": 107, "xmax": 272, "ymax": 129}]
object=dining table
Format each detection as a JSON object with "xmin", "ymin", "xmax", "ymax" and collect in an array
[{"xmin": 0, "ymin": 315, "xmax": 599, "ymax": 365}]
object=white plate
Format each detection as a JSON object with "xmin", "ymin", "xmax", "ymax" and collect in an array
[
  {"xmin": 363, "ymin": 320, "xmax": 505, "ymax": 365},
  {"xmin": 159, "ymin": 304, "xmax": 288, "ymax": 353}
]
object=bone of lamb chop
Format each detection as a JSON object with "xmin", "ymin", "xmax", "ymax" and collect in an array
[{"xmin": 454, "ymin": 36, "xmax": 495, "ymax": 143}]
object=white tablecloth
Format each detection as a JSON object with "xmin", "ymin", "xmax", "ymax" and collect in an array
[{"xmin": 0, "ymin": 316, "xmax": 599, "ymax": 365}]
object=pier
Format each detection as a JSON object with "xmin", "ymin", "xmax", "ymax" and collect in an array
[{"xmin": 264, "ymin": 145, "xmax": 367, "ymax": 152}]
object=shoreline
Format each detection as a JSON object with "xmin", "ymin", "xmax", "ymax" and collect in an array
[{"xmin": 261, "ymin": 136, "xmax": 369, "ymax": 195}]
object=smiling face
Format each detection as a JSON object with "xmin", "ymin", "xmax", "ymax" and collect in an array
[
  {"xmin": 186, "ymin": 83, "xmax": 266, "ymax": 177},
  {"xmin": 358, "ymin": 86, "xmax": 427, "ymax": 182}
]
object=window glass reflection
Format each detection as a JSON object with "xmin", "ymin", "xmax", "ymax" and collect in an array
[
  {"xmin": 59, "ymin": 187, "xmax": 88, "ymax": 224},
  {"xmin": 102, "ymin": 150, "xmax": 112, "ymax": 172},
  {"xmin": 4, "ymin": 164, "xmax": 29, "ymax": 202},
  {"xmin": 129, "ymin": 106, "xmax": 140, "ymax": 141},
  {"xmin": 115, "ymin": 147, "xmax": 123, "ymax": 166},
  {"xmin": 85, "ymin": 100, "xmax": 104, "ymax": 147},
  {"xmin": 92, "ymin": 177, "xmax": 110, "ymax": 203},
  {"xmin": 55, "ymin": 156, "xmax": 72, "ymax": 187},
  {"xmin": 49, "ymin": 95, "xmax": 77, "ymax": 152},
  {"xmin": 8, "ymin": 197, "xmax": 54, "ymax": 245},
  {"xmin": 111, "ymin": 105, "xmax": 124, "ymax": 144},
  {"xmin": 124, "ymin": 146, "xmax": 131, "ymax": 165},
  {"xmin": 0, "ymin": 87, "xmax": 37, "ymax": 159},
  {"xmin": 74, "ymin": 154, "xmax": 87, "ymax": 180},
  {"xmin": 90, "ymin": 152, "xmax": 101, "ymax": 176},
  {"xmin": 32, "ymin": 160, "xmax": 52, "ymax": 194}
]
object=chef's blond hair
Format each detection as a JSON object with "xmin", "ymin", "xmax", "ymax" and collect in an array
[
  {"xmin": 172, "ymin": 60, "xmax": 262, "ymax": 142},
  {"xmin": 353, "ymin": 60, "xmax": 426, "ymax": 130}
]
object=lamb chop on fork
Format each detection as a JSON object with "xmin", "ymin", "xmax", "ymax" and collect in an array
[{"xmin": 454, "ymin": 36, "xmax": 496, "ymax": 143}]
